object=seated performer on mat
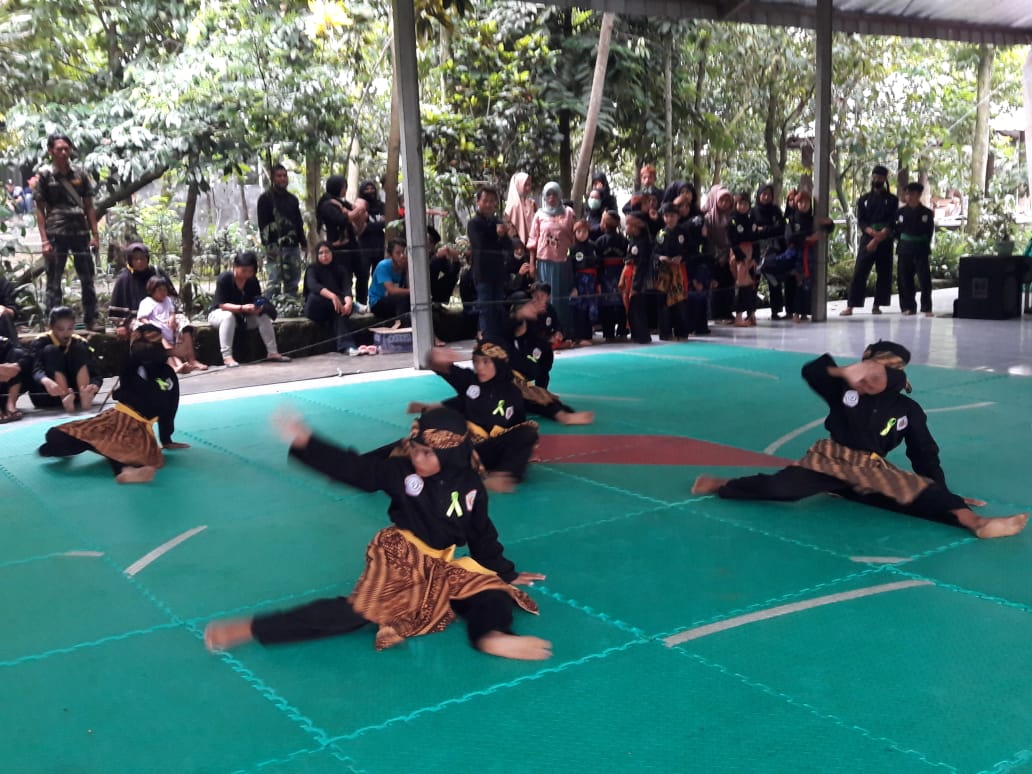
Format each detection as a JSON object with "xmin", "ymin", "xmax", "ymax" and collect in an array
[
  {"xmin": 204, "ymin": 407, "xmax": 551, "ymax": 661},
  {"xmin": 37, "ymin": 324, "xmax": 189, "ymax": 483},
  {"xmin": 691, "ymin": 341, "xmax": 1028, "ymax": 539}
]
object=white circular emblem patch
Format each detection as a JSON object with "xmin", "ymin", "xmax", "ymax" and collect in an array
[
  {"xmin": 404, "ymin": 474, "xmax": 424, "ymax": 497},
  {"xmin": 532, "ymin": 347, "xmax": 542, "ymax": 360},
  {"xmin": 896, "ymin": 415, "xmax": 909, "ymax": 431},
  {"xmin": 575, "ymin": 251, "xmax": 585, "ymax": 262},
  {"xmin": 842, "ymin": 390, "xmax": 860, "ymax": 407},
  {"xmin": 921, "ymin": 214, "xmax": 929, "ymax": 222},
  {"xmin": 466, "ymin": 385, "xmax": 481, "ymax": 399},
  {"xmin": 505, "ymin": 406, "xmax": 514, "ymax": 420},
  {"xmin": 631, "ymin": 246, "xmax": 639, "ymax": 256},
  {"xmin": 677, "ymin": 234, "xmax": 685, "ymax": 244}
]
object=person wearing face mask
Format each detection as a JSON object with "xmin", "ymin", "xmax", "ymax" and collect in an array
[
  {"xmin": 37, "ymin": 324, "xmax": 189, "ymax": 483},
  {"xmin": 584, "ymin": 189, "xmax": 605, "ymax": 240},
  {"xmin": 841, "ymin": 165, "xmax": 899, "ymax": 316}
]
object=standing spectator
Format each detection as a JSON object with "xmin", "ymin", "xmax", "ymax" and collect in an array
[
  {"xmin": 594, "ymin": 210, "xmax": 629, "ymax": 341},
  {"xmin": 34, "ymin": 133, "xmax": 101, "ymax": 330},
  {"xmin": 841, "ymin": 165, "xmax": 898, "ymax": 316},
  {"xmin": 568, "ymin": 219, "xmax": 599, "ymax": 346},
  {"xmin": 895, "ymin": 182, "xmax": 935, "ymax": 317},
  {"xmin": 527, "ymin": 182, "xmax": 576, "ymax": 335},
  {"xmin": 369, "ymin": 238, "xmax": 411, "ymax": 323},
  {"xmin": 468, "ymin": 185, "xmax": 512, "ymax": 338},
  {"xmin": 315, "ymin": 175, "xmax": 354, "ymax": 270},
  {"xmin": 504, "ymin": 172, "xmax": 536, "ymax": 246},
  {"xmin": 623, "ymin": 163, "xmax": 663, "ymax": 213},
  {"xmin": 347, "ymin": 198, "xmax": 381, "ymax": 306},
  {"xmin": 751, "ymin": 183, "xmax": 789, "ymax": 319},
  {"xmin": 590, "ymin": 172, "xmax": 619, "ymax": 213},
  {"xmin": 256, "ymin": 163, "xmax": 306, "ymax": 298},
  {"xmin": 207, "ymin": 251, "xmax": 291, "ymax": 367},
  {"xmin": 356, "ymin": 179, "xmax": 386, "ymax": 282},
  {"xmin": 703, "ymin": 185, "xmax": 736, "ymax": 322}
]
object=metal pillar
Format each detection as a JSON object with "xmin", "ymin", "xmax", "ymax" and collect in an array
[
  {"xmin": 390, "ymin": 0, "xmax": 433, "ymax": 368},
  {"xmin": 812, "ymin": 0, "xmax": 833, "ymax": 322}
]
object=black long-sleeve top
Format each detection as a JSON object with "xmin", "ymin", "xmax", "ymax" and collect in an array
[
  {"xmin": 290, "ymin": 435, "xmax": 517, "ymax": 581},
  {"xmin": 28, "ymin": 333, "xmax": 102, "ymax": 388},
  {"xmin": 857, "ymin": 190, "xmax": 899, "ymax": 234},
  {"xmin": 653, "ymin": 224, "xmax": 686, "ymax": 263},
  {"xmin": 569, "ymin": 239, "xmax": 599, "ymax": 272},
  {"xmin": 750, "ymin": 202, "xmax": 786, "ymax": 244},
  {"xmin": 728, "ymin": 211, "xmax": 754, "ymax": 246},
  {"xmin": 594, "ymin": 231, "xmax": 628, "ymax": 264},
  {"xmin": 894, "ymin": 204, "xmax": 935, "ymax": 252},
  {"xmin": 316, "ymin": 197, "xmax": 355, "ymax": 248},
  {"xmin": 114, "ymin": 353, "xmax": 180, "ymax": 445},
  {"xmin": 439, "ymin": 365, "xmax": 527, "ymax": 437},
  {"xmin": 304, "ymin": 260, "xmax": 353, "ymax": 300},
  {"xmin": 628, "ymin": 233, "xmax": 654, "ymax": 292},
  {"xmin": 110, "ymin": 266, "xmax": 176, "ymax": 320},
  {"xmin": 257, "ymin": 188, "xmax": 306, "ymax": 248},
  {"xmin": 0, "ymin": 276, "xmax": 18, "ymax": 341},
  {"xmin": 802, "ymin": 354, "xmax": 947, "ymax": 485},
  {"xmin": 468, "ymin": 213, "xmax": 512, "ymax": 285}
]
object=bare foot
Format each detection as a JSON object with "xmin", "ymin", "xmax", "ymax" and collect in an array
[
  {"xmin": 839, "ymin": 307, "xmax": 853, "ymax": 317},
  {"xmin": 115, "ymin": 465, "xmax": 157, "ymax": 484},
  {"xmin": 973, "ymin": 513, "xmax": 1028, "ymax": 539},
  {"xmin": 204, "ymin": 619, "xmax": 255, "ymax": 652},
  {"xmin": 555, "ymin": 410, "xmax": 595, "ymax": 426},
  {"xmin": 190, "ymin": 361, "xmax": 209, "ymax": 371},
  {"xmin": 476, "ymin": 631, "xmax": 552, "ymax": 660},
  {"xmin": 484, "ymin": 472, "xmax": 517, "ymax": 493},
  {"xmin": 691, "ymin": 474, "xmax": 728, "ymax": 495},
  {"xmin": 61, "ymin": 392, "xmax": 76, "ymax": 413},
  {"xmin": 163, "ymin": 441, "xmax": 191, "ymax": 450}
]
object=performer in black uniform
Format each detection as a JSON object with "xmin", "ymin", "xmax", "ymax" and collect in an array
[
  {"xmin": 691, "ymin": 341, "xmax": 1028, "ymax": 538},
  {"xmin": 411, "ymin": 338, "xmax": 539, "ymax": 493},
  {"xmin": 203, "ymin": 407, "xmax": 550, "ymax": 661},
  {"xmin": 842, "ymin": 165, "xmax": 899, "ymax": 316},
  {"xmin": 894, "ymin": 182, "xmax": 935, "ymax": 317},
  {"xmin": 37, "ymin": 325, "xmax": 188, "ymax": 483}
]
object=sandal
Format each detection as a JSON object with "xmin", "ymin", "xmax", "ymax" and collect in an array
[{"xmin": 359, "ymin": 345, "xmax": 379, "ymax": 356}]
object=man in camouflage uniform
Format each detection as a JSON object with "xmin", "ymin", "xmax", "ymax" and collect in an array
[{"xmin": 34, "ymin": 133, "xmax": 102, "ymax": 330}]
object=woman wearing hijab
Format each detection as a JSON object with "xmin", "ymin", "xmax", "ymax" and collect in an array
[
  {"xmin": 703, "ymin": 185, "xmax": 735, "ymax": 322},
  {"xmin": 751, "ymin": 183, "xmax": 790, "ymax": 320},
  {"xmin": 504, "ymin": 172, "xmax": 536, "ymax": 246},
  {"xmin": 527, "ymin": 182, "xmax": 576, "ymax": 335},
  {"xmin": 204, "ymin": 406, "xmax": 550, "ymax": 660},
  {"xmin": 316, "ymin": 175, "xmax": 354, "ymax": 269}
]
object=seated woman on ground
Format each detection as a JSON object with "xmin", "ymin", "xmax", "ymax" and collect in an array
[
  {"xmin": 136, "ymin": 276, "xmax": 206, "ymax": 373},
  {"xmin": 26, "ymin": 306, "xmax": 102, "ymax": 412},
  {"xmin": 38, "ymin": 324, "xmax": 189, "ymax": 484},
  {"xmin": 304, "ymin": 241, "xmax": 368, "ymax": 356},
  {"xmin": 204, "ymin": 406, "xmax": 550, "ymax": 661},
  {"xmin": 207, "ymin": 251, "xmax": 291, "ymax": 367}
]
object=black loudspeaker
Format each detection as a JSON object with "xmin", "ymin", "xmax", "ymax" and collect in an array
[{"xmin": 953, "ymin": 255, "xmax": 1022, "ymax": 319}]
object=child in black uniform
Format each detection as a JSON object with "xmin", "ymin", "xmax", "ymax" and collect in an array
[
  {"xmin": 411, "ymin": 338, "xmax": 539, "ymax": 493},
  {"xmin": 594, "ymin": 210, "xmax": 629, "ymax": 341},
  {"xmin": 26, "ymin": 306, "xmax": 102, "ymax": 411},
  {"xmin": 653, "ymin": 204, "xmax": 688, "ymax": 340},
  {"xmin": 894, "ymin": 182, "xmax": 935, "ymax": 316},
  {"xmin": 622, "ymin": 210, "xmax": 655, "ymax": 344},
  {"xmin": 568, "ymin": 219, "xmax": 599, "ymax": 346},
  {"xmin": 692, "ymin": 341, "xmax": 1028, "ymax": 539},
  {"xmin": 38, "ymin": 325, "xmax": 188, "ymax": 483},
  {"xmin": 204, "ymin": 407, "xmax": 551, "ymax": 660}
]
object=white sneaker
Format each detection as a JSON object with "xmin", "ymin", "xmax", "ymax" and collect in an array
[
  {"xmin": 346, "ymin": 347, "xmax": 363, "ymax": 357},
  {"xmin": 354, "ymin": 302, "xmax": 369, "ymax": 314}
]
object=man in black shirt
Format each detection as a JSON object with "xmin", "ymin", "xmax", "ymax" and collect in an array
[
  {"xmin": 894, "ymin": 182, "xmax": 935, "ymax": 316},
  {"xmin": 841, "ymin": 165, "xmax": 899, "ymax": 316},
  {"xmin": 467, "ymin": 186, "xmax": 512, "ymax": 338},
  {"xmin": 256, "ymin": 164, "xmax": 306, "ymax": 298}
]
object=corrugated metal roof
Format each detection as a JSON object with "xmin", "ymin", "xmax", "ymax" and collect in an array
[{"xmin": 542, "ymin": 0, "xmax": 1032, "ymax": 45}]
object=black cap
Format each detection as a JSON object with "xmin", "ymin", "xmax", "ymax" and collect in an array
[{"xmin": 872, "ymin": 165, "xmax": 889, "ymax": 177}]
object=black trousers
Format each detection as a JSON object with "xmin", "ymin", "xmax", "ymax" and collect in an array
[
  {"xmin": 251, "ymin": 589, "xmax": 515, "ymax": 647},
  {"xmin": 897, "ymin": 245, "xmax": 932, "ymax": 314},
  {"xmin": 38, "ymin": 427, "xmax": 122, "ymax": 474},
  {"xmin": 475, "ymin": 424, "xmax": 538, "ymax": 481},
  {"xmin": 716, "ymin": 465, "xmax": 967, "ymax": 528},
  {"xmin": 45, "ymin": 233, "xmax": 97, "ymax": 324},
  {"xmin": 29, "ymin": 342, "xmax": 93, "ymax": 408},
  {"xmin": 848, "ymin": 237, "xmax": 894, "ymax": 308},
  {"xmin": 303, "ymin": 295, "xmax": 356, "ymax": 351}
]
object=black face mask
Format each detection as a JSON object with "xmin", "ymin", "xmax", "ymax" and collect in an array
[
  {"xmin": 872, "ymin": 179, "xmax": 885, "ymax": 190},
  {"xmin": 360, "ymin": 189, "xmax": 376, "ymax": 202}
]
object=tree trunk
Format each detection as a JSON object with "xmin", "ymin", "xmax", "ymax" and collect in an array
[
  {"xmin": 238, "ymin": 174, "xmax": 249, "ymax": 226},
  {"xmin": 180, "ymin": 180, "xmax": 199, "ymax": 315},
  {"xmin": 305, "ymin": 149, "xmax": 320, "ymax": 258},
  {"xmin": 690, "ymin": 32, "xmax": 709, "ymax": 192},
  {"xmin": 385, "ymin": 72, "xmax": 402, "ymax": 223},
  {"xmin": 571, "ymin": 12, "xmax": 616, "ymax": 214},
  {"xmin": 558, "ymin": 10, "xmax": 573, "ymax": 196},
  {"xmin": 967, "ymin": 44, "xmax": 994, "ymax": 235},
  {"xmin": 664, "ymin": 34, "xmax": 673, "ymax": 183}
]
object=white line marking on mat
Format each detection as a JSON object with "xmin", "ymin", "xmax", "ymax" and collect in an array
[
  {"xmin": 850, "ymin": 556, "xmax": 908, "ymax": 564},
  {"xmin": 559, "ymin": 393, "xmax": 642, "ymax": 402},
  {"xmin": 764, "ymin": 402, "xmax": 994, "ymax": 456},
  {"xmin": 764, "ymin": 417, "xmax": 824, "ymax": 455},
  {"xmin": 623, "ymin": 351, "xmax": 779, "ymax": 380},
  {"xmin": 664, "ymin": 579, "xmax": 932, "ymax": 646},
  {"xmin": 123, "ymin": 526, "xmax": 207, "ymax": 577},
  {"xmin": 63, "ymin": 551, "xmax": 105, "ymax": 557},
  {"xmin": 925, "ymin": 401, "xmax": 995, "ymax": 414}
]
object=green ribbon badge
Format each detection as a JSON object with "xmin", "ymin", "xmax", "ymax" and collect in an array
[
  {"xmin": 879, "ymin": 417, "xmax": 897, "ymax": 436},
  {"xmin": 492, "ymin": 400, "xmax": 506, "ymax": 417},
  {"xmin": 446, "ymin": 491, "xmax": 463, "ymax": 518}
]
